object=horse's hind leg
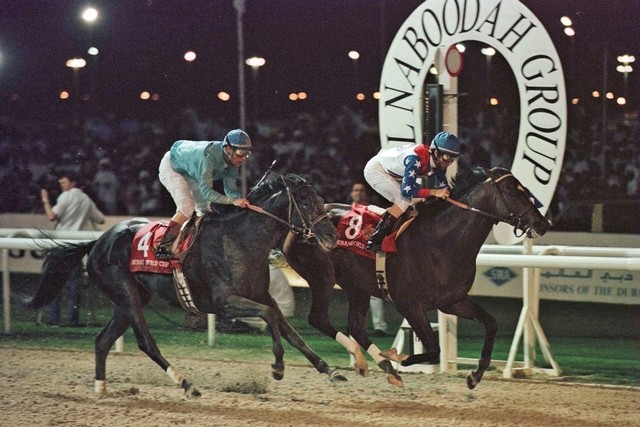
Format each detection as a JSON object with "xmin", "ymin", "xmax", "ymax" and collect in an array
[
  {"xmin": 441, "ymin": 297, "xmax": 497, "ymax": 390},
  {"xmin": 95, "ymin": 306, "xmax": 130, "ymax": 396},
  {"xmin": 113, "ymin": 278, "xmax": 200, "ymax": 398},
  {"xmin": 127, "ymin": 305, "xmax": 201, "ymax": 399}
]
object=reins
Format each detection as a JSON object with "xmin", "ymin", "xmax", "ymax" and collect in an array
[
  {"xmin": 445, "ymin": 173, "xmax": 536, "ymax": 237},
  {"xmin": 445, "ymin": 197, "xmax": 505, "ymax": 223},
  {"xmin": 247, "ymin": 176, "xmax": 328, "ymax": 241}
]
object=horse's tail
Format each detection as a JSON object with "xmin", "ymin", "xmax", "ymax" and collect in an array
[{"xmin": 27, "ymin": 240, "xmax": 97, "ymax": 309}]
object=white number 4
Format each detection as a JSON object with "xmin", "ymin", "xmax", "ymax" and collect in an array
[{"xmin": 137, "ymin": 232, "xmax": 153, "ymax": 258}]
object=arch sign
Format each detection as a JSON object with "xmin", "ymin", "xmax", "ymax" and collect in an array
[{"xmin": 379, "ymin": 0, "xmax": 566, "ymax": 244}]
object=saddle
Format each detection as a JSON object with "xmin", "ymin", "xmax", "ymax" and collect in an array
[
  {"xmin": 336, "ymin": 204, "xmax": 418, "ymax": 259},
  {"xmin": 130, "ymin": 217, "xmax": 203, "ymax": 313}
]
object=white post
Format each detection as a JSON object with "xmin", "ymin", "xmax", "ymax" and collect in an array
[
  {"xmin": 438, "ymin": 311, "xmax": 457, "ymax": 373},
  {"xmin": 522, "ymin": 238, "xmax": 535, "ymax": 373},
  {"xmin": 207, "ymin": 313, "xmax": 216, "ymax": 346},
  {"xmin": 2, "ymin": 248, "xmax": 10, "ymax": 333},
  {"xmin": 115, "ymin": 336, "xmax": 124, "ymax": 353}
]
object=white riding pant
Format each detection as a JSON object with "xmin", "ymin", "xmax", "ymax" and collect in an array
[
  {"xmin": 364, "ymin": 158, "xmax": 413, "ymax": 212},
  {"xmin": 158, "ymin": 152, "xmax": 209, "ymax": 218}
]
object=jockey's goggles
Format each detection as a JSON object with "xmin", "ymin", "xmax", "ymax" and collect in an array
[
  {"xmin": 440, "ymin": 152, "xmax": 458, "ymax": 163},
  {"xmin": 231, "ymin": 148, "xmax": 251, "ymax": 158}
]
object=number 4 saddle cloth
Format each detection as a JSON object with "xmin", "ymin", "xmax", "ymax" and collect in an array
[
  {"xmin": 129, "ymin": 222, "xmax": 194, "ymax": 274},
  {"xmin": 336, "ymin": 203, "xmax": 417, "ymax": 259}
]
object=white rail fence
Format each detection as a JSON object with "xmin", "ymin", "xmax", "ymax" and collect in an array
[{"xmin": 2, "ymin": 228, "xmax": 639, "ymax": 378}]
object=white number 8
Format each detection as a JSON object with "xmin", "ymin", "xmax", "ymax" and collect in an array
[{"xmin": 344, "ymin": 215, "xmax": 363, "ymax": 240}]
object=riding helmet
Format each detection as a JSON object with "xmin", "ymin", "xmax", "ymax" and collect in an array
[
  {"xmin": 429, "ymin": 131, "xmax": 460, "ymax": 155},
  {"xmin": 224, "ymin": 129, "xmax": 252, "ymax": 150}
]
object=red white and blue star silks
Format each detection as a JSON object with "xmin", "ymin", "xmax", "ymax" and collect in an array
[{"xmin": 377, "ymin": 143, "xmax": 448, "ymax": 198}]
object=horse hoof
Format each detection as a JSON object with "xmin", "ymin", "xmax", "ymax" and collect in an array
[
  {"xmin": 386, "ymin": 373, "xmax": 404, "ymax": 388},
  {"xmin": 380, "ymin": 347, "xmax": 409, "ymax": 363},
  {"xmin": 329, "ymin": 370, "xmax": 348, "ymax": 383},
  {"xmin": 271, "ymin": 364, "xmax": 285, "ymax": 381},
  {"xmin": 94, "ymin": 380, "xmax": 107, "ymax": 397},
  {"xmin": 185, "ymin": 385, "xmax": 202, "ymax": 399},
  {"xmin": 466, "ymin": 371, "xmax": 479, "ymax": 390},
  {"xmin": 352, "ymin": 348, "xmax": 369, "ymax": 377}
]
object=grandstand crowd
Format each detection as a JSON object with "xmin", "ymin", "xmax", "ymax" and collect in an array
[{"xmin": 1, "ymin": 104, "xmax": 637, "ymax": 232}]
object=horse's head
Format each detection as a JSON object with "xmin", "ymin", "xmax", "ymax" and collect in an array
[
  {"xmin": 481, "ymin": 168, "xmax": 550, "ymax": 238},
  {"xmin": 249, "ymin": 173, "xmax": 338, "ymax": 251}
]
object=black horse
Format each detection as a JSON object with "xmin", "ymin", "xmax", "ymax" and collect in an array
[
  {"xmin": 29, "ymin": 174, "xmax": 343, "ymax": 398},
  {"xmin": 284, "ymin": 165, "xmax": 550, "ymax": 389}
]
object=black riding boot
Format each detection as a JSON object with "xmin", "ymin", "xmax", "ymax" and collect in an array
[
  {"xmin": 365, "ymin": 212, "xmax": 398, "ymax": 252},
  {"xmin": 155, "ymin": 221, "xmax": 180, "ymax": 260}
]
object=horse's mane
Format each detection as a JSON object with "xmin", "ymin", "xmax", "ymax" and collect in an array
[
  {"xmin": 416, "ymin": 162, "xmax": 499, "ymax": 218},
  {"xmin": 247, "ymin": 173, "xmax": 307, "ymax": 204},
  {"xmin": 201, "ymin": 173, "xmax": 307, "ymax": 222}
]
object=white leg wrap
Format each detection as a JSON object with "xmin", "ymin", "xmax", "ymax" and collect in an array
[
  {"xmin": 335, "ymin": 332, "xmax": 359, "ymax": 354},
  {"xmin": 166, "ymin": 365, "xmax": 184, "ymax": 386},
  {"xmin": 367, "ymin": 343, "xmax": 386, "ymax": 364},
  {"xmin": 94, "ymin": 380, "xmax": 107, "ymax": 395}
]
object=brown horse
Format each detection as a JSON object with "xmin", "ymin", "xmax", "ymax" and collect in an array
[{"xmin": 284, "ymin": 165, "xmax": 550, "ymax": 388}]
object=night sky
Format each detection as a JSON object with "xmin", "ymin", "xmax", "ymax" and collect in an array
[{"xmin": 0, "ymin": 0, "xmax": 637, "ymax": 121}]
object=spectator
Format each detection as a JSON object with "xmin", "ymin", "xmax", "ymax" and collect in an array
[
  {"xmin": 40, "ymin": 170, "xmax": 105, "ymax": 326},
  {"xmin": 91, "ymin": 158, "xmax": 120, "ymax": 214}
]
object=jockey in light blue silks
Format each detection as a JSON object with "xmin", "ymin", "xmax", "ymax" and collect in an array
[
  {"xmin": 363, "ymin": 131, "xmax": 460, "ymax": 252},
  {"xmin": 155, "ymin": 129, "xmax": 253, "ymax": 259}
]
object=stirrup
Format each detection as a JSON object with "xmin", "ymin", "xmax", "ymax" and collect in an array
[
  {"xmin": 365, "ymin": 239, "xmax": 382, "ymax": 253},
  {"xmin": 155, "ymin": 246, "xmax": 175, "ymax": 260}
]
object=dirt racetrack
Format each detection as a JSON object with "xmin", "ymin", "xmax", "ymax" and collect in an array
[{"xmin": 1, "ymin": 347, "xmax": 638, "ymax": 426}]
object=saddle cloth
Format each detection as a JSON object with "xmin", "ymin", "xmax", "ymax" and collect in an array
[
  {"xmin": 130, "ymin": 222, "xmax": 193, "ymax": 274},
  {"xmin": 130, "ymin": 221, "xmax": 202, "ymax": 314},
  {"xmin": 336, "ymin": 204, "xmax": 417, "ymax": 259}
]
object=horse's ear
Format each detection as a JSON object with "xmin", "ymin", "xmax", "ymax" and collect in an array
[{"xmin": 489, "ymin": 166, "xmax": 510, "ymax": 176}]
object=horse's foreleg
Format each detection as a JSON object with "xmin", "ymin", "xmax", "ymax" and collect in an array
[
  {"xmin": 441, "ymin": 298, "xmax": 497, "ymax": 390},
  {"xmin": 277, "ymin": 311, "xmax": 348, "ymax": 383},
  {"xmin": 223, "ymin": 295, "xmax": 287, "ymax": 380},
  {"xmin": 345, "ymin": 292, "xmax": 402, "ymax": 386},
  {"xmin": 396, "ymin": 305, "xmax": 441, "ymax": 366}
]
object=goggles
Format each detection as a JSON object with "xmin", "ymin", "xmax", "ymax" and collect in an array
[
  {"xmin": 231, "ymin": 148, "xmax": 251, "ymax": 158},
  {"xmin": 440, "ymin": 152, "xmax": 458, "ymax": 163}
]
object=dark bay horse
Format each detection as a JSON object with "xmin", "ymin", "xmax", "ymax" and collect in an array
[
  {"xmin": 284, "ymin": 165, "xmax": 550, "ymax": 389},
  {"xmin": 29, "ymin": 174, "xmax": 343, "ymax": 398}
]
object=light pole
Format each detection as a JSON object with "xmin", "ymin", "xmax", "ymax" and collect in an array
[
  {"xmin": 66, "ymin": 58, "xmax": 86, "ymax": 120},
  {"xmin": 481, "ymin": 46, "xmax": 495, "ymax": 104},
  {"xmin": 348, "ymin": 50, "xmax": 360, "ymax": 100},
  {"xmin": 245, "ymin": 56, "xmax": 265, "ymax": 122},
  {"xmin": 81, "ymin": 6, "xmax": 99, "ymax": 109},
  {"xmin": 616, "ymin": 54, "xmax": 635, "ymax": 104},
  {"xmin": 233, "ymin": 0, "xmax": 247, "ymax": 196}
]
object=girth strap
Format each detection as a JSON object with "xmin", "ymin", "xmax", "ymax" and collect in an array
[{"xmin": 375, "ymin": 252, "xmax": 393, "ymax": 302}]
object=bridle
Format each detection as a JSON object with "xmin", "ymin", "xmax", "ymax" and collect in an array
[
  {"xmin": 446, "ymin": 173, "xmax": 539, "ymax": 237},
  {"xmin": 247, "ymin": 175, "xmax": 329, "ymax": 241}
]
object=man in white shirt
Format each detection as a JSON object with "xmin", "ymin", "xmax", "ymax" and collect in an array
[{"xmin": 40, "ymin": 171, "xmax": 105, "ymax": 326}]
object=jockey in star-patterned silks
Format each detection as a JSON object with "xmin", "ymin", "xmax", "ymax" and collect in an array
[{"xmin": 363, "ymin": 131, "xmax": 461, "ymax": 252}]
